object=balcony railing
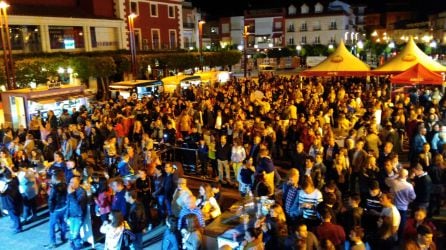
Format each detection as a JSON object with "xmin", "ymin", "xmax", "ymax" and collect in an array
[
  {"xmin": 300, "ymin": 27, "xmax": 307, "ymax": 31},
  {"xmin": 287, "ymin": 27, "xmax": 295, "ymax": 32},
  {"xmin": 183, "ymin": 23, "xmax": 195, "ymax": 29},
  {"xmin": 313, "ymin": 27, "xmax": 321, "ymax": 31},
  {"xmin": 328, "ymin": 25, "xmax": 337, "ymax": 30}
]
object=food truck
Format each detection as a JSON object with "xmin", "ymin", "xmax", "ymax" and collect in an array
[
  {"xmin": 1, "ymin": 84, "xmax": 92, "ymax": 129},
  {"xmin": 161, "ymin": 75, "xmax": 202, "ymax": 93},
  {"xmin": 109, "ymin": 80, "xmax": 163, "ymax": 99}
]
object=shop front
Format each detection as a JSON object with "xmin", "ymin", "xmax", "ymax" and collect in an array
[{"xmin": 1, "ymin": 85, "xmax": 92, "ymax": 129}]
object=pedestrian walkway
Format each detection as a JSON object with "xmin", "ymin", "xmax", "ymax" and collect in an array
[{"xmin": 0, "ymin": 209, "xmax": 166, "ymax": 250}]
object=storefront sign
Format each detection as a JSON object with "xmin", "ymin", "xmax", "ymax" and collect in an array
[{"xmin": 47, "ymin": 81, "xmax": 62, "ymax": 89}]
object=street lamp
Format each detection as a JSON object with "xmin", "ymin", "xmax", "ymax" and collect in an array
[
  {"xmin": 430, "ymin": 40, "xmax": 437, "ymax": 49},
  {"xmin": 430, "ymin": 40, "xmax": 437, "ymax": 56},
  {"xmin": 388, "ymin": 41, "xmax": 395, "ymax": 49},
  {"xmin": 243, "ymin": 25, "xmax": 250, "ymax": 77},
  {"xmin": 198, "ymin": 20, "xmax": 205, "ymax": 70},
  {"xmin": 128, "ymin": 13, "xmax": 138, "ymax": 80},
  {"xmin": 296, "ymin": 45, "xmax": 302, "ymax": 67},
  {"xmin": 0, "ymin": 1, "xmax": 15, "ymax": 89}
]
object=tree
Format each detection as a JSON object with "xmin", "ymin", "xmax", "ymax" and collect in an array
[{"xmin": 94, "ymin": 57, "xmax": 116, "ymax": 100}]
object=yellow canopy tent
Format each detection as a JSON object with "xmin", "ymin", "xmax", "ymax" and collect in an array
[
  {"xmin": 301, "ymin": 40, "xmax": 370, "ymax": 76},
  {"xmin": 373, "ymin": 37, "xmax": 446, "ymax": 74}
]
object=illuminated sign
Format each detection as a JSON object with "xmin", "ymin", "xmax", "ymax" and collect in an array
[{"xmin": 64, "ymin": 39, "xmax": 75, "ymax": 49}]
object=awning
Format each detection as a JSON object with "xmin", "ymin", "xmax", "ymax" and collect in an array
[
  {"xmin": 391, "ymin": 63, "xmax": 444, "ymax": 85},
  {"xmin": 29, "ymin": 93, "xmax": 90, "ymax": 104}
]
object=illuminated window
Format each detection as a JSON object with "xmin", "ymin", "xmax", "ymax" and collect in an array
[{"xmin": 49, "ymin": 26, "xmax": 84, "ymax": 50}]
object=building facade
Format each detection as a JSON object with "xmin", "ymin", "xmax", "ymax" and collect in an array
[
  {"xmin": 285, "ymin": 1, "xmax": 356, "ymax": 47},
  {"xmin": 121, "ymin": 0, "xmax": 184, "ymax": 50},
  {"xmin": 3, "ymin": 0, "xmax": 187, "ymax": 54},
  {"xmin": 181, "ymin": 1, "xmax": 200, "ymax": 49},
  {"xmin": 430, "ymin": 11, "xmax": 446, "ymax": 45},
  {"xmin": 244, "ymin": 8, "xmax": 286, "ymax": 49},
  {"xmin": 6, "ymin": 0, "xmax": 126, "ymax": 53}
]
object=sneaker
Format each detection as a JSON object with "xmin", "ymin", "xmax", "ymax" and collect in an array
[{"xmin": 147, "ymin": 224, "xmax": 153, "ymax": 231}]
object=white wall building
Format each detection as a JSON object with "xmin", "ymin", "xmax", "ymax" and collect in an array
[
  {"xmin": 285, "ymin": 1, "xmax": 356, "ymax": 47},
  {"xmin": 182, "ymin": 1, "xmax": 201, "ymax": 49}
]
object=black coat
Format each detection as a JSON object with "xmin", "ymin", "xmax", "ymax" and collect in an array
[
  {"xmin": 0, "ymin": 177, "xmax": 23, "ymax": 214},
  {"xmin": 48, "ymin": 182, "xmax": 68, "ymax": 212},
  {"xmin": 414, "ymin": 173, "xmax": 433, "ymax": 203},
  {"xmin": 128, "ymin": 201, "xmax": 147, "ymax": 233}
]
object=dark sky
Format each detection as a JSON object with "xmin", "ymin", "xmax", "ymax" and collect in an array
[{"xmin": 191, "ymin": 0, "xmax": 441, "ymax": 20}]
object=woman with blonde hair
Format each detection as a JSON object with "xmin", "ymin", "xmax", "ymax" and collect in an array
[
  {"xmin": 132, "ymin": 120, "xmax": 144, "ymax": 145},
  {"xmin": 196, "ymin": 183, "xmax": 221, "ymax": 222},
  {"xmin": 100, "ymin": 211, "xmax": 131, "ymax": 250}
]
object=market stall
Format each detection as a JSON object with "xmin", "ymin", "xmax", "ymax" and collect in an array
[
  {"xmin": 300, "ymin": 40, "xmax": 371, "ymax": 77},
  {"xmin": 372, "ymin": 37, "xmax": 446, "ymax": 74},
  {"xmin": 1, "ymin": 84, "xmax": 93, "ymax": 129},
  {"xmin": 390, "ymin": 63, "xmax": 444, "ymax": 85}
]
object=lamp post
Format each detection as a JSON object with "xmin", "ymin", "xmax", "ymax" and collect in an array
[
  {"xmin": 0, "ymin": 1, "xmax": 15, "ymax": 89},
  {"xmin": 128, "ymin": 13, "xmax": 138, "ymax": 81},
  {"xmin": 430, "ymin": 40, "xmax": 437, "ymax": 56},
  {"xmin": 198, "ymin": 20, "xmax": 205, "ymax": 70},
  {"xmin": 243, "ymin": 25, "xmax": 249, "ymax": 77},
  {"xmin": 296, "ymin": 45, "xmax": 302, "ymax": 67}
]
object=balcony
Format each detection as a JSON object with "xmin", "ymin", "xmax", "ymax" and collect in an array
[
  {"xmin": 287, "ymin": 27, "xmax": 295, "ymax": 32},
  {"xmin": 328, "ymin": 25, "xmax": 337, "ymax": 30},
  {"xmin": 300, "ymin": 27, "xmax": 308, "ymax": 32},
  {"xmin": 313, "ymin": 27, "xmax": 321, "ymax": 31},
  {"xmin": 183, "ymin": 22, "xmax": 195, "ymax": 29}
]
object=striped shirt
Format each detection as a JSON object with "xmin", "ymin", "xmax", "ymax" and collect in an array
[
  {"xmin": 365, "ymin": 192, "xmax": 383, "ymax": 213},
  {"xmin": 298, "ymin": 189, "xmax": 323, "ymax": 219},
  {"xmin": 178, "ymin": 207, "xmax": 206, "ymax": 229}
]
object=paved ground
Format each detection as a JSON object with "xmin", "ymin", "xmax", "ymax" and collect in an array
[
  {"xmin": 0, "ymin": 161, "xmax": 240, "ymax": 250},
  {"xmin": 2, "ymin": 159, "xmax": 445, "ymax": 249}
]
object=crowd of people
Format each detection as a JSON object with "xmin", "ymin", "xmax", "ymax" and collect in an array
[{"xmin": 0, "ymin": 72, "xmax": 445, "ymax": 250}]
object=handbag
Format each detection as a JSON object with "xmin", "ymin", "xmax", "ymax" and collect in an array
[{"xmin": 120, "ymin": 222, "xmax": 136, "ymax": 249}]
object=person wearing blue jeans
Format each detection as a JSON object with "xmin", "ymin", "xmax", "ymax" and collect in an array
[
  {"xmin": 46, "ymin": 172, "xmax": 68, "ymax": 249},
  {"xmin": 67, "ymin": 217, "xmax": 83, "ymax": 249},
  {"xmin": 49, "ymin": 208, "xmax": 68, "ymax": 246},
  {"xmin": 65, "ymin": 177, "xmax": 87, "ymax": 250}
]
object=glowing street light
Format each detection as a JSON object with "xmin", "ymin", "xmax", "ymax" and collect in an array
[
  {"xmin": 128, "ymin": 13, "xmax": 138, "ymax": 80},
  {"xmin": 357, "ymin": 40, "xmax": 364, "ymax": 49},
  {"xmin": 198, "ymin": 20, "xmax": 205, "ymax": 69},
  {"xmin": 388, "ymin": 41, "xmax": 395, "ymax": 49},
  {"xmin": 0, "ymin": 1, "xmax": 16, "ymax": 89},
  {"xmin": 328, "ymin": 44, "xmax": 334, "ymax": 50},
  {"xmin": 296, "ymin": 45, "xmax": 302, "ymax": 53},
  {"xmin": 430, "ymin": 40, "xmax": 437, "ymax": 49}
]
